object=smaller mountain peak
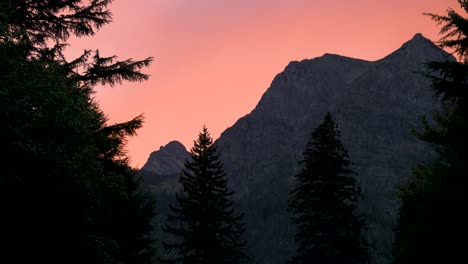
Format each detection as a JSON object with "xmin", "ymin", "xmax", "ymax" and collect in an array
[
  {"xmin": 161, "ymin": 140, "xmax": 186, "ymax": 152},
  {"xmin": 141, "ymin": 140, "xmax": 190, "ymax": 175}
]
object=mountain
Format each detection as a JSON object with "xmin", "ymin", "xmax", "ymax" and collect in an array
[
  {"xmin": 139, "ymin": 140, "xmax": 191, "ymax": 245},
  {"xmin": 141, "ymin": 141, "xmax": 189, "ymax": 176},
  {"xmin": 142, "ymin": 33, "xmax": 454, "ymax": 264},
  {"xmin": 140, "ymin": 140, "xmax": 190, "ymax": 188}
]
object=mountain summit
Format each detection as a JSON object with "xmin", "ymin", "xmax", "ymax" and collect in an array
[
  {"xmin": 382, "ymin": 33, "xmax": 452, "ymax": 64},
  {"xmin": 141, "ymin": 140, "xmax": 190, "ymax": 176},
  {"xmin": 142, "ymin": 33, "xmax": 453, "ymax": 264}
]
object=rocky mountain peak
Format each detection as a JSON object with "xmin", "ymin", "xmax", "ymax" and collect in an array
[
  {"xmin": 161, "ymin": 140, "xmax": 187, "ymax": 154},
  {"xmin": 411, "ymin": 32, "xmax": 424, "ymax": 40},
  {"xmin": 214, "ymin": 33, "xmax": 453, "ymax": 264},
  {"xmin": 382, "ymin": 33, "xmax": 454, "ymax": 64},
  {"xmin": 141, "ymin": 33, "xmax": 454, "ymax": 264},
  {"xmin": 141, "ymin": 140, "xmax": 190, "ymax": 176}
]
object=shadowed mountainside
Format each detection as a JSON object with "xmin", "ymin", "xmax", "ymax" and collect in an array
[
  {"xmin": 141, "ymin": 140, "xmax": 190, "ymax": 186},
  {"xmin": 141, "ymin": 33, "xmax": 454, "ymax": 264}
]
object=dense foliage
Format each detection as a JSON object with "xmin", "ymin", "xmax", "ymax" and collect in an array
[
  {"xmin": 288, "ymin": 112, "xmax": 369, "ymax": 264},
  {"xmin": 0, "ymin": 1, "xmax": 156, "ymax": 263},
  {"xmin": 393, "ymin": 1, "xmax": 468, "ymax": 263},
  {"xmin": 161, "ymin": 127, "xmax": 249, "ymax": 264}
]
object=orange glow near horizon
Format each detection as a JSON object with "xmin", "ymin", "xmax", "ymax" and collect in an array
[{"xmin": 66, "ymin": 0, "xmax": 460, "ymax": 168}]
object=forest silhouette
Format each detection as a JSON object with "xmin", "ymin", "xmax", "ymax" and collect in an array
[{"xmin": 1, "ymin": 1, "xmax": 467, "ymax": 264}]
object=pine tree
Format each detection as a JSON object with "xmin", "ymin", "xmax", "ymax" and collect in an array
[
  {"xmin": 161, "ymin": 126, "xmax": 249, "ymax": 264},
  {"xmin": 393, "ymin": 2, "xmax": 468, "ymax": 263},
  {"xmin": 0, "ymin": 1, "xmax": 156, "ymax": 263},
  {"xmin": 288, "ymin": 112, "xmax": 369, "ymax": 264}
]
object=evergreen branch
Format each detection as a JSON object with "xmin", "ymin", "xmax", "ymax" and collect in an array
[
  {"xmin": 2, "ymin": 0, "xmax": 113, "ymax": 45},
  {"xmin": 425, "ymin": 9, "xmax": 468, "ymax": 60},
  {"xmin": 73, "ymin": 50, "xmax": 153, "ymax": 87},
  {"xmin": 101, "ymin": 114, "xmax": 144, "ymax": 139}
]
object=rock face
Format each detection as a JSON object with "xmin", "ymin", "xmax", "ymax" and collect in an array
[
  {"xmin": 140, "ymin": 141, "xmax": 190, "ymax": 187},
  {"xmin": 142, "ymin": 34, "xmax": 454, "ymax": 264},
  {"xmin": 141, "ymin": 140, "xmax": 190, "ymax": 176}
]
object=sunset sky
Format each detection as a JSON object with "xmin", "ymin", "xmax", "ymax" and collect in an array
[{"xmin": 66, "ymin": 0, "xmax": 459, "ymax": 168}]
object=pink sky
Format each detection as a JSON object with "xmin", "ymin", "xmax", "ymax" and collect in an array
[{"xmin": 67, "ymin": 0, "xmax": 460, "ymax": 168}]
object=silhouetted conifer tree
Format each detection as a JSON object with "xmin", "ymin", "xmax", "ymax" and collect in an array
[
  {"xmin": 161, "ymin": 126, "xmax": 249, "ymax": 264},
  {"xmin": 0, "ymin": 1, "xmax": 156, "ymax": 263},
  {"xmin": 288, "ymin": 112, "xmax": 369, "ymax": 264},
  {"xmin": 393, "ymin": 2, "xmax": 468, "ymax": 263}
]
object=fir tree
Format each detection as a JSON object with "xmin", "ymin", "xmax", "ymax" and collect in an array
[
  {"xmin": 393, "ymin": 2, "xmax": 468, "ymax": 263},
  {"xmin": 288, "ymin": 112, "xmax": 369, "ymax": 264},
  {"xmin": 0, "ymin": 1, "xmax": 156, "ymax": 263},
  {"xmin": 162, "ymin": 126, "xmax": 249, "ymax": 264}
]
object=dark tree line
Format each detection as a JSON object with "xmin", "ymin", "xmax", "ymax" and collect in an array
[
  {"xmin": 2, "ymin": 1, "xmax": 466, "ymax": 264},
  {"xmin": 393, "ymin": 1, "xmax": 468, "ymax": 263},
  {"xmin": 1, "ymin": 1, "xmax": 156, "ymax": 263},
  {"xmin": 156, "ymin": 120, "xmax": 370, "ymax": 264}
]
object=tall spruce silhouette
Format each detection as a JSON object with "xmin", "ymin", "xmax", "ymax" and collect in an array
[
  {"xmin": 393, "ymin": 1, "xmax": 468, "ymax": 263},
  {"xmin": 288, "ymin": 112, "xmax": 369, "ymax": 264},
  {"xmin": 161, "ymin": 126, "xmax": 249, "ymax": 264}
]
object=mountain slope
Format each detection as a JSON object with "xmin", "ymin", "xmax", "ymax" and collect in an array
[
  {"xmin": 140, "ymin": 140, "xmax": 190, "ymax": 190},
  {"xmin": 142, "ymin": 33, "xmax": 454, "ymax": 264}
]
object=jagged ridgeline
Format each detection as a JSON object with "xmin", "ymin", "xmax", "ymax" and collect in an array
[{"xmin": 141, "ymin": 34, "xmax": 454, "ymax": 264}]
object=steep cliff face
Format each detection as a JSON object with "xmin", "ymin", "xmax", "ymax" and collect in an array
[
  {"xmin": 215, "ymin": 33, "xmax": 453, "ymax": 264},
  {"xmin": 142, "ymin": 34, "xmax": 454, "ymax": 264},
  {"xmin": 218, "ymin": 33, "xmax": 450, "ymax": 195},
  {"xmin": 141, "ymin": 141, "xmax": 190, "ymax": 176},
  {"xmin": 140, "ymin": 140, "xmax": 190, "ymax": 191}
]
